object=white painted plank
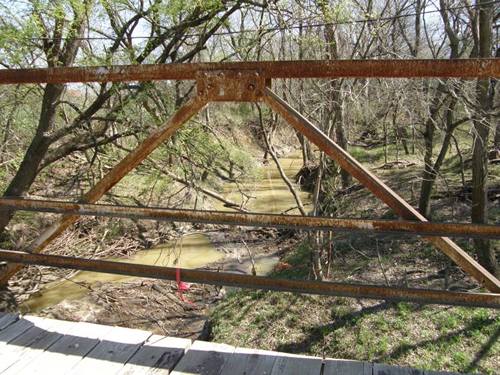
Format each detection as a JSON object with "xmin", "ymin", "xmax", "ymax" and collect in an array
[
  {"xmin": 0, "ymin": 312, "xmax": 18, "ymax": 330},
  {"xmin": 13, "ymin": 320, "xmax": 114, "ymax": 374},
  {"xmin": 323, "ymin": 358, "xmax": 373, "ymax": 374},
  {"xmin": 171, "ymin": 340, "xmax": 235, "ymax": 375},
  {"xmin": 119, "ymin": 335, "xmax": 191, "ymax": 375},
  {"xmin": 0, "ymin": 313, "xmax": 446, "ymax": 375},
  {"xmin": 270, "ymin": 352, "xmax": 323, "ymax": 375},
  {"xmin": 69, "ymin": 325, "xmax": 152, "ymax": 374},
  {"xmin": 219, "ymin": 347, "xmax": 278, "ymax": 375},
  {"xmin": 23, "ymin": 315, "xmax": 65, "ymax": 328}
]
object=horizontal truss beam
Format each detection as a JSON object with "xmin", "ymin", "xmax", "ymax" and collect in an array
[
  {"xmin": 0, "ymin": 59, "xmax": 498, "ymax": 84},
  {"xmin": 1, "ymin": 198, "xmax": 500, "ymax": 239},
  {"xmin": 0, "ymin": 249, "xmax": 498, "ymax": 308}
]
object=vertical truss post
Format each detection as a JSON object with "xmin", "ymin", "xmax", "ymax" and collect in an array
[
  {"xmin": 0, "ymin": 96, "xmax": 207, "ymax": 285},
  {"xmin": 263, "ymin": 87, "xmax": 500, "ymax": 293}
]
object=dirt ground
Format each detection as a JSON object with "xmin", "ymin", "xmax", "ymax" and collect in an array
[{"xmin": 38, "ymin": 279, "xmax": 220, "ymax": 339}]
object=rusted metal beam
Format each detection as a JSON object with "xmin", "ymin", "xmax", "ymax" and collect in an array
[
  {"xmin": 0, "ymin": 59, "xmax": 498, "ymax": 85},
  {"xmin": 0, "ymin": 96, "xmax": 207, "ymax": 285},
  {"xmin": 263, "ymin": 88, "xmax": 500, "ymax": 293},
  {"xmin": 2, "ymin": 198, "xmax": 500, "ymax": 239},
  {"xmin": 0, "ymin": 249, "xmax": 498, "ymax": 308},
  {"xmin": 197, "ymin": 70, "xmax": 267, "ymax": 101}
]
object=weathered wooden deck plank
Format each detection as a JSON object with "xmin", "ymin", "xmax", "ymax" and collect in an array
[
  {"xmin": 0, "ymin": 316, "xmax": 68, "ymax": 373},
  {"xmin": 219, "ymin": 347, "xmax": 278, "ymax": 375},
  {"xmin": 0, "ymin": 313, "xmax": 465, "ymax": 375},
  {"xmin": 374, "ymin": 363, "xmax": 424, "ymax": 374},
  {"xmin": 119, "ymin": 335, "xmax": 191, "ymax": 375},
  {"xmin": 14, "ymin": 320, "xmax": 114, "ymax": 374},
  {"xmin": 171, "ymin": 340, "xmax": 235, "ymax": 375},
  {"xmin": 1, "ymin": 316, "xmax": 78, "ymax": 374},
  {"xmin": 0, "ymin": 317, "xmax": 34, "ymax": 346},
  {"xmin": 69, "ymin": 325, "xmax": 152, "ymax": 374},
  {"xmin": 0, "ymin": 312, "xmax": 18, "ymax": 330},
  {"xmin": 323, "ymin": 358, "xmax": 373, "ymax": 374},
  {"xmin": 269, "ymin": 353, "xmax": 323, "ymax": 375}
]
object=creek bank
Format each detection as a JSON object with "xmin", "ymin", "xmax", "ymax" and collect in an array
[{"xmin": 20, "ymin": 227, "xmax": 294, "ymax": 338}]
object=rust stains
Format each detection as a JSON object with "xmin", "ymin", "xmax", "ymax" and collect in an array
[
  {"xmin": 0, "ymin": 59, "xmax": 498, "ymax": 84},
  {"xmin": 1, "ymin": 198, "xmax": 500, "ymax": 239},
  {"xmin": 0, "ymin": 249, "xmax": 498, "ymax": 308}
]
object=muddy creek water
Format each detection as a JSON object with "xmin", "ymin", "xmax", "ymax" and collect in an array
[{"xmin": 22, "ymin": 152, "xmax": 309, "ymax": 313}]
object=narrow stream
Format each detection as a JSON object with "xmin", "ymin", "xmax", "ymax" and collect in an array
[
  {"xmin": 21, "ymin": 234, "xmax": 223, "ymax": 312},
  {"xmin": 219, "ymin": 153, "xmax": 309, "ymax": 214},
  {"xmin": 21, "ymin": 151, "xmax": 309, "ymax": 313}
]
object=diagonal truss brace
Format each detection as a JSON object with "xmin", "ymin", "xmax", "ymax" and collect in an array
[
  {"xmin": 262, "ymin": 88, "xmax": 500, "ymax": 293},
  {"xmin": 0, "ymin": 95, "xmax": 208, "ymax": 284}
]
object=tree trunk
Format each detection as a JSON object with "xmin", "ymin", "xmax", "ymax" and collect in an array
[
  {"xmin": 493, "ymin": 48, "xmax": 500, "ymax": 150},
  {"xmin": 494, "ymin": 121, "xmax": 500, "ymax": 151},
  {"xmin": 398, "ymin": 127, "xmax": 410, "ymax": 156},
  {"xmin": 311, "ymin": 151, "xmax": 325, "ymax": 281},
  {"xmin": 394, "ymin": 101, "xmax": 410, "ymax": 156},
  {"xmin": 322, "ymin": 20, "xmax": 351, "ymax": 189},
  {"xmin": 0, "ymin": 84, "xmax": 64, "ymax": 235},
  {"xmin": 418, "ymin": 96, "xmax": 457, "ymax": 218},
  {"xmin": 297, "ymin": 14, "xmax": 312, "ymax": 166},
  {"xmin": 418, "ymin": 0, "xmax": 463, "ymax": 218},
  {"xmin": 471, "ymin": 0, "xmax": 498, "ymax": 277},
  {"xmin": 332, "ymin": 90, "xmax": 351, "ymax": 188},
  {"xmin": 0, "ymin": 1, "xmax": 91, "ymax": 238}
]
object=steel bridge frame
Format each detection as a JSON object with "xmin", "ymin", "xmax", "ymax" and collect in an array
[{"xmin": 0, "ymin": 59, "xmax": 499, "ymax": 308}]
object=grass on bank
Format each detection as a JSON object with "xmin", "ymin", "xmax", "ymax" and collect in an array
[{"xmin": 210, "ymin": 241, "xmax": 500, "ymax": 374}]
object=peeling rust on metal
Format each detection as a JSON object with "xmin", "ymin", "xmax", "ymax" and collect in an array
[
  {"xmin": 196, "ymin": 70, "xmax": 266, "ymax": 101},
  {"xmin": 1, "ymin": 198, "xmax": 500, "ymax": 239},
  {"xmin": 0, "ymin": 59, "xmax": 498, "ymax": 84},
  {"xmin": 0, "ymin": 249, "xmax": 498, "ymax": 308}
]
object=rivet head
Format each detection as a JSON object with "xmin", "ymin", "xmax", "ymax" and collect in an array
[{"xmin": 248, "ymin": 83, "xmax": 255, "ymax": 91}]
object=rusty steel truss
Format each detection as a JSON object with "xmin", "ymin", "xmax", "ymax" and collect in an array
[{"xmin": 0, "ymin": 59, "xmax": 499, "ymax": 308}]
